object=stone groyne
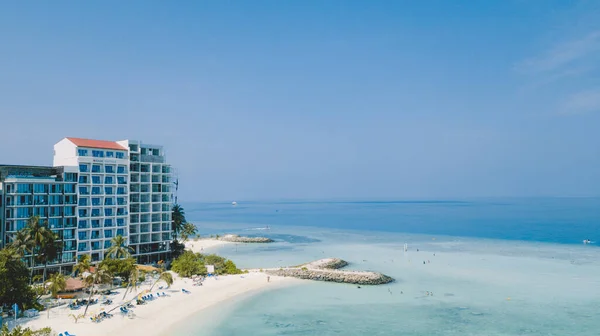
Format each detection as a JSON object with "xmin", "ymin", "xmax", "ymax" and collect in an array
[
  {"xmin": 265, "ymin": 258, "xmax": 394, "ymax": 285},
  {"xmin": 219, "ymin": 234, "xmax": 274, "ymax": 243}
]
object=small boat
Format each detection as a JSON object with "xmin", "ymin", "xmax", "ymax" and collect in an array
[
  {"xmin": 232, "ymin": 201, "xmax": 237, "ymax": 206},
  {"xmin": 583, "ymin": 239, "xmax": 592, "ymax": 244}
]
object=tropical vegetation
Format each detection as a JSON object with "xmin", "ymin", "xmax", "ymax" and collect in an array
[
  {"xmin": 0, "ymin": 325, "xmax": 52, "ymax": 336},
  {"xmin": 105, "ymin": 235, "xmax": 133, "ymax": 259},
  {"xmin": 171, "ymin": 251, "xmax": 243, "ymax": 277},
  {"xmin": 0, "ymin": 248, "xmax": 36, "ymax": 309}
]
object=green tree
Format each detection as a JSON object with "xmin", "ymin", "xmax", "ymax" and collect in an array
[
  {"xmin": 224, "ymin": 260, "xmax": 243, "ymax": 275},
  {"xmin": 0, "ymin": 324, "xmax": 52, "ymax": 336},
  {"xmin": 39, "ymin": 231, "xmax": 62, "ymax": 283},
  {"xmin": 180, "ymin": 222, "xmax": 198, "ymax": 243},
  {"xmin": 171, "ymin": 204, "xmax": 186, "ymax": 238},
  {"xmin": 171, "ymin": 251, "xmax": 206, "ymax": 277},
  {"xmin": 25, "ymin": 216, "xmax": 48, "ymax": 283},
  {"xmin": 149, "ymin": 271, "xmax": 174, "ymax": 291},
  {"xmin": 0, "ymin": 248, "xmax": 36, "ymax": 310},
  {"xmin": 98, "ymin": 257, "xmax": 136, "ymax": 282},
  {"xmin": 82, "ymin": 265, "xmax": 112, "ymax": 317},
  {"xmin": 73, "ymin": 254, "xmax": 91, "ymax": 277},
  {"xmin": 47, "ymin": 273, "xmax": 66, "ymax": 298},
  {"xmin": 105, "ymin": 235, "xmax": 133, "ymax": 259},
  {"xmin": 121, "ymin": 266, "xmax": 141, "ymax": 301},
  {"xmin": 9, "ymin": 229, "xmax": 33, "ymax": 258}
]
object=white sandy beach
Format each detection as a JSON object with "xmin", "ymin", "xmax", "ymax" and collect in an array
[
  {"xmin": 20, "ymin": 271, "xmax": 294, "ymax": 336},
  {"xmin": 185, "ymin": 238, "xmax": 233, "ymax": 253},
  {"xmin": 18, "ymin": 240, "xmax": 293, "ymax": 336}
]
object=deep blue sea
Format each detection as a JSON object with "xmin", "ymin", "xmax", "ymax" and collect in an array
[{"xmin": 174, "ymin": 198, "xmax": 600, "ymax": 335}]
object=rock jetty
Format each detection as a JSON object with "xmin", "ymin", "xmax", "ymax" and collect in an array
[
  {"xmin": 265, "ymin": 258, "xmax": 394, "ymax": 285},
  {"xmin": 219, "ymin": 234, "xmax": 274, "ymax": 243}
]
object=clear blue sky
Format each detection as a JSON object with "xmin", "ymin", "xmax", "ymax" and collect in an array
[{"xmin": 1, "ymin": 1, "xmax": 599, "ymax": 201}]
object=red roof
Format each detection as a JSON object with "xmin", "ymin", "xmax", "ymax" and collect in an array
[{"xmin": 66, "ymin": 137, "xmax": 127, "ymax": 151}]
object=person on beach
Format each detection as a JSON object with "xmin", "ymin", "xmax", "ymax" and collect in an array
[{"xmin": 267, "ymin": 276, "xmax": 270, "ymax": 283}]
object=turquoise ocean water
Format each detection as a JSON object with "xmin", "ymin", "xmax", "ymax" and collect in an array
[{"xmin": 174, "ymin": 198, "xmax": 600, "ymax": 335}]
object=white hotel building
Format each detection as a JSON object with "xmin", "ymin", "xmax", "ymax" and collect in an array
[{"xmin": 53, "ymin": 137, "xmax": 173, "ymax": 264}]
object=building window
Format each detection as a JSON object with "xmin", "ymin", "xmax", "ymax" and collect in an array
[
  {"xmin": 105, "ymin": 165, "xmax": 115, "ymax": 173},
  {"xmin": 105, "ymin": 176, "xmax": 114, "ymax": 184},
  {"xmin": 78, "ymin": 220, "xmax": 89, "ymax": 229},
  {"xmin": 79, "ymin": 198, "xmax": 88, "ymax": 206},
  {"xmin": 91, "ymin": 197, "xmax": 101, "ymax": 206},
  {"xmin": 117, "ymin": 197, "xmax": 126, "ymax": 205},
  {"xmin": 104, "ymin": 198, "xmax": 114, "ymax": 206},
  {"xmin": 79, "ymin": 187, "xmax": 89, "ymax": 195},
  {"xmin": 117, "ymin": 166, "xmax": 126, "ymax": 174},
  {"xmin": 105, "ymin": 187, "xmax": 114, "ymax": 195},
  {"xmin": 64, "ymin": 173, "xmax": 77, "ymax": 182},
  {"xmin": 79, "ymin": 175, "xmax": 89, "ymax": 184},
  {"xmin": 116, "ymin": 152, "xmax": 125, "ymax": 159},
  {"xmin": 104, "ymin": 208, "xmax": 113, "ymax": 216},
  {"xmin": 104, "ymin": 218, "xmax": 113, "ymax": 227},
  {"xmin": 92, "ymin": 187, "xmax": 101, "ymax": 195},
  {"xmin": 117, "ymin": 228, "xmax": 125, "ymax": 236},
  {"xmin": 91, "ymin": 208, "xmax": 101, "ymax": 217},
  {"xmin": 117, "ymin": 187, "xmax": 126, "ymax": 195},
  {"xmin": 34, "ymin": 184, "xmax": 48, "ymax": 193},
  {"xmin": 92, "ymin": 176, "xmax": 101, "ymax": 184},
  {"xmin": 64, "ymin": 184, "xmax": 75, "ymax": 193},
  {"xmin": 104, "ymin": 230, "xmax": 113, "ymax": 238},
  {"xmin": 106, "ymin": 151, "xmax": 114, "ymax": 158},
  {"xmin": 117, "ymin": 218, "xmax": 125, "ymax": 227},
  {"xmin": 78, "ymin": 149, "xmax": 88, "ymax": 156},
  {"xmin": 91, "ymin": 220, "xmax": 101, "ymax": 228},
  {"xmin": 79, "ymin": 164, "xmax": 89, "ymax": 172},
  {"xmin": 92, "ymin": 165, "xmax": 101, "ymax": 173},
  {"xmin": 92, "ymin": 150, "xmax": 104, "ymax": 158}
]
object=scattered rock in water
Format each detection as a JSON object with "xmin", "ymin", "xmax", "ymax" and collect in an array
[
  {"xmin": 265, "ymin": 258, "xmax": 394, "ymax": 285},
  {"xmin": 219, "ymin": 234, "xmax": 274, "ymax": 243}
]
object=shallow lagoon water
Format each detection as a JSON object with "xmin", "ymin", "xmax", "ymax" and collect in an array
[{"xmin": 174, "ymin": 199, "xmax": 600, "ymax": 335}]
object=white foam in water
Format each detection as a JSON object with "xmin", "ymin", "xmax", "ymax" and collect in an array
[{"xmin": 173, "ymin": 227, "xmax": 600, "ymax": 335}]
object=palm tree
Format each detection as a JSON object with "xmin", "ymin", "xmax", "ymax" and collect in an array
[
  {"xmin": 73, "ymin": 254, "xmax": 91, "ymax": 277},
  {"xmin": 25, "ymin": 215, "xmax": 49, "ymax": 283},
  {"xmin": 149, "ymin": 271, "xmax": 174, "ymax": 291},
  {"xmin": 39, "ymin": 231, "xmax": 62, "ymax": 283},
  {"xmin": 121, "ymin": 267, "xmax": 141, "ymax": 300},
  {"xmin": 105, "ymin": 235, "xmax": 133, "ymax": 259},
  {"xmin": 47, "ymin": 273, "xmax": 66, "ymax": 298},
  {"xmin": 172, "ymin": 204, "xmax": 186, "ymax": 238},
  {"xmin": 82, "ymin": 265, "xmax": 112, "ymax": 317},
  {"xmin": 180, "ymin": 223, "xmax": 198, "ymax": 243},
  {"xmin": 9, "ymin": 230, "xmax": 32, "ymax": 258}
]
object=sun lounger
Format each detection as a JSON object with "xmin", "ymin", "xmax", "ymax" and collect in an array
[{"xmin": 64, "ymin": 332, "xmax": 76, "ymax": 336}]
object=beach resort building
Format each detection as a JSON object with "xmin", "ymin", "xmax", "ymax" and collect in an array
[
  {"xmin": 115, "ymin": 140, "xmax": 173, "ymax": 263},
  {"xmin": 54, "ymin": 138, "xmax": 131, "ymax": 263},
  {"xmin": 0, "ymin": 164, "xmax": 79, "ymax": 273},
  {"xmin": 0, "ymin": 137, "xmax": 175, "ymax": 272},
  {"xmin": 54, "ymin": 137, "xmax": 174, "ymax": 264}
]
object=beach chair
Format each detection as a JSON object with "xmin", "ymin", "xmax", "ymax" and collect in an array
[
  {"xmin": 58, "ymin": 334, "xmax": 64, "ymax": 336},
  {"xmin": 162, "ymin": 292, "xmax": 166, "ymax": 296},
  {"xmin": 64, "ymin": 332, "xmax": 76, "ymax": 336}
]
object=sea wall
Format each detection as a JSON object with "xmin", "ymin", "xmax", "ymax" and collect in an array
[
  {"xmin": 265, "ymin": 258, "xmax": 394, "ymax": 285},
  {"xmin": 219, "ymin": 234, "xmax": 274, "ymax": 243}
]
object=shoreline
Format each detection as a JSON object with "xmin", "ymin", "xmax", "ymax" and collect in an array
[
  {"xmin": 17, "ymin": 239, "xmax": 287, "ymax": 336},
  {"xmin": 20, "ymin": 271, "xmax": 295, "ymax": 336},
  {"xmin": 185, "ymin": 237, "xmax": 234, "ymax": 253}
]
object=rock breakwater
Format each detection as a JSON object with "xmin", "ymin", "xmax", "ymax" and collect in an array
[
  {"xmin": 219, "ymin": 234, "xmax": 274, "ymax": 243},
  {"xmin": 265, "ymin": 258, "xmax": 394, "ymax": 285}
]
